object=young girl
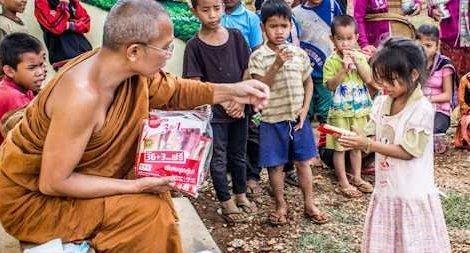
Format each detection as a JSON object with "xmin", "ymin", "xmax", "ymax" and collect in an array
[
  {"xmin": 183, "ymin": 0, "xmax": 256, "ymax": 223},
  {"xmin": 417, "ymin": 24, "xmax": 457, "ymax": 135},
  {"xmin": 455, "ymin": 72, "xmax": 470, "ymax": 149},
  {"xmin": 339, "ymin": 37, "xmax": 451, "ymax": 252}
]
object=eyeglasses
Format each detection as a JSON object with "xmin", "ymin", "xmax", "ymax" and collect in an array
[{"xmin": 139, "ymin": 42, "xmax": 175, "ymax": 58}]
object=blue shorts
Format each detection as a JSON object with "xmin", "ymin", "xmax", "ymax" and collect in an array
[{"xmin": 258, "ymin": 120, "xmax": 317, "ymax": 168}]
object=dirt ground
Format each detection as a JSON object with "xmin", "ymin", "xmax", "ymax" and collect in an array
[{"xmin": 191, "ymin": 142, "xmax": 470, "ymax": 253}]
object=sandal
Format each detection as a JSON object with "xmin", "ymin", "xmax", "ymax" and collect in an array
[
  {"xmin": 284, "ymin": 170, "xmax": 299, "ymax": 187},
  {"xmin": 268, "ymin": 212, "xmax": 288, "ymax": 226},
  {"xmin": 350, "ymin": 179, "xmax": 374, "ymax": 193},
  {"xmin": 221, "ymin": 207, "xmax": 250, "ymax": 224},
  {"xmin": 304, "ymin": 211, "xmax": 330, "ymax": 225},
  {"xmin": 246, "ymin": 181, "xmax": 263, "ymax": 198},
  {"xmin": 337, "ymin": 186, "xmax": 363, "ymax": 198},
  {"xmin": 237, "ymin": 201, "xmax": 258, "ymax": 214}
]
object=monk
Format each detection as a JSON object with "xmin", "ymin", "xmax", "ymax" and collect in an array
[{"xmin": 0, "ymin": 0, "xmax": 269, "ymax": 252}]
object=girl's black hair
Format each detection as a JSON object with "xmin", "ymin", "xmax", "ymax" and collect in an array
[
  {"xmin": 260, "ymin": 0, "xmax": 292, "ymax": 24},
  {"xmin": 416, "ymin": 24, "xmax": 440, "ymax": 42},
  {"xmin": 371, "ymin": 37, "xmax": 427, "ymax": 95}
]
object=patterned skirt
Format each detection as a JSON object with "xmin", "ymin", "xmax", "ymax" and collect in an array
[{"xmin": 361, "ymin": 194, "xmax": 451, "ymax": 253}]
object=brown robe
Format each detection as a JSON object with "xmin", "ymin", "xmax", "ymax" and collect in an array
[{"xmin": 0, "ymin": 50, "xmax": 214, "ymax": 252}]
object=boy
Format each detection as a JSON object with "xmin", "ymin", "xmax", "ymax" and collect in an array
[
  {"xmin": 323, "ymin": 15, "xmax": 374, "ymax": 197},
  {"xmin": 249, "ymin": 0, "xmax": 328, "ymax": 225},
  {"xmin": 0, "ymin": 0, "xmax": 28, "ymax": 41},
  {"xmin": 0, "ymin": 33, "xmax": 46, "ymax": 142},
  {"xmin": 222, "ymin": 0, "xmax": 263, "ymax": 50},
  {"xmin": 292, "ymin": 0, "xmax": 343, "ymax": 123},
  {"xmin": 183, "ymin": 0, "xmax": 256, "ymax": 223}
]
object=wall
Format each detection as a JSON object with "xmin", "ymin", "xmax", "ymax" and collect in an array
[{"xmin": 19, "ymin": 1, "xmax": 186, "ymax": 78}]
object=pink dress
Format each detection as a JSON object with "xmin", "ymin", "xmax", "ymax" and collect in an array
[{"xmin": 362, "ymin": 95, "xmax": 451, "ymax": 253}]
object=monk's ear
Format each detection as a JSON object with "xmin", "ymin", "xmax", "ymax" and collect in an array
[
  {"xmin": 125, "ymin": 43, "xmax": 141, "ymax": 62},
  {"xmin": 2, "ymin": 65, "xmax": 16, "ymax": 79}
]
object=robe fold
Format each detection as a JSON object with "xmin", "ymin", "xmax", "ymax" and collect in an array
[{"xmin": 0, "ymin": 50, "xmax": 214, "ymax": 253}]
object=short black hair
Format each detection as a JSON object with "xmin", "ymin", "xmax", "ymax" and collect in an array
[
  {"xmin": 371, "ymin": 37, "xmax": 427, "ymax": 95},
  {"xmin": 416, "ymin": 24, "xmax": 440, "ymax": 42},
  {"xmin": 331, "ymin": 15, "xmax": 357, "ymax": 36},
  {"xmin": 260, "ymin": 0, "xmax": 292, "ymax": 24},
  {"xmin": 0, "ymin": 33, "xmax": 43, "ymax": 70}
]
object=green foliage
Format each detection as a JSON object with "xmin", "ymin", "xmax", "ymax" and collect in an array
[
  {"xmin": 299, "ymin": 233, "xmax": 354, "ymax": 253},
  {"xmin": 82, "ymin": 0, "xmax": 199, "ymax": 41},
  {"xmin": 442, "ymin": 192, "xmax": 470, "ymax": 230}
]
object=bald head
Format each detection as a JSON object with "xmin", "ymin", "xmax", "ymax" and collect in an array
[{"xmin": 103, "ymin": 0, "xmax": 170, "ymax": 50}]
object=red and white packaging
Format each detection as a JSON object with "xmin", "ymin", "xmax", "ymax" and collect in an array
[
  {"xmin": 317, "ymin": 124, "xmax": 357, "ymax": 136},
  {"xmin": 134, "ymin": 108, "xmax": 212, "ymax": 198}
]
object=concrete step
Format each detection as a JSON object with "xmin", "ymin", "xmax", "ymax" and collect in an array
[{"xmin": 173, "ymin": 197, "xmax": 221, "ymax": 253}]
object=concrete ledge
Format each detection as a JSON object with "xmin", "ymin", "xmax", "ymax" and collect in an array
[{"xmin": 173, "ymin": 197, "xmax": 221, "ymax": 253}]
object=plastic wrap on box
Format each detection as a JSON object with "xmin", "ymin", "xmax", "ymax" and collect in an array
[{"xmin": 135, "ymin": 108, "xmax": 212, "ymax": 197}]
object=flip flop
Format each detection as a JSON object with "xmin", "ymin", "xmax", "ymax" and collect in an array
[
  {"xmin": 246, "ymin": 183, "xmax": 263, "ymax": 198},
  {"xmin": 337, "ymin": 186, "xmax": 363, "ymax": 198},
  {"xmin": 221, "ymin": 209, "xmax": 250, "ymax": 224},
  {"xmin": 350, "ymin": 179, "xmax": 374, "ymax": 193},
  {"xmin": 237, "ymin": 201, "xmax": 258, "ymax": 214},
  {"xmin": 268, "ymin": 212, "xmax": 288, "ymax": 226},
  {"xmin": 304, "ymin": 211, "xmax": 330, "ymax": 225}
]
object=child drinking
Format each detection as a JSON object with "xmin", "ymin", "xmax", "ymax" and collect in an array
[
  {"xmin": 249, "ymin": 0, "xmax": 328, "ymax": 225},
  {"xmin": 324, "ymin": 15, "xmax": 374, "ymax": 198},
  {"xmin": 339, "ymin": 37, "xmax": 451, "ymax": 253}
]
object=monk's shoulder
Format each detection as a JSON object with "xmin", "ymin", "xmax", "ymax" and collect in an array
[{"xmin": 46, "ymin": 72, "xmax": 100, "ymax": 119}]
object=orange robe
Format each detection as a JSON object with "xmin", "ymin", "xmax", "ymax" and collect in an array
[
  {"xmin": 0, "ymin": 50, "xmax": 214, "ymax": 252},
  {"xmin": 455, "ymin": 74, "xmax": 470, "ymax": 149}
]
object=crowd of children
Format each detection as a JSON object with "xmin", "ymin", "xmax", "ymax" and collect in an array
[{"xmin": 1, "ymin": 0, "xmax": 469, "ymax": 251}]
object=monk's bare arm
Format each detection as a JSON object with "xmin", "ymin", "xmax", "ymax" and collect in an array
[
  {"xmin": 150, "ymin": 74, "xmax": 269, "ymax": 111},
  {"xmin": 38, "ymin": 82, "xmax": 137, "ymax": 198}
]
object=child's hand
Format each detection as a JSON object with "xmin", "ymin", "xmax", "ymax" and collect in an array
[
  {"xmin": 338, "ymin": 134, "xmax": 368, "ymax": 150},
  {"xmin": 361, "ymin": 45, "xmax": 376, "ymax": 56},
  {"xmin": 221, "ymin": 101, "xmax": 244, "ymax": 118},
  {"xmin": 274, "ymin": 44, "xmax": 293, "ymax": 67},
  {"xmin": 430, "ymin": 8, "xmax": 442, "ymax": 21},
  {"xmin": 342, "ymin": 51, "xmax": 356, "ymax": 71},
  {"xmin": 338, "ymin": 125, "xmax": 368, "ymax": 150},
  {"xmin": 294, "ymin": 106, "xmax": 308, "ymax": 131}
]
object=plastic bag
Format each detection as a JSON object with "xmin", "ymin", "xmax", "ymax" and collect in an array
[{"xmin": 134, "ymin": 107, "xmax": 212, "ymax": 198}]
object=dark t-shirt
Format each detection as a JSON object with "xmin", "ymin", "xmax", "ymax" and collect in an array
[{"xmin": 183, "ymin": 28, "xmax": 250, "ymax": 123}]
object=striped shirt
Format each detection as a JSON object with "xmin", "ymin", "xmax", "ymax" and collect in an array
[{"xmin": 248, "ymin": 44, "xmax": 312, "ymax": 123}]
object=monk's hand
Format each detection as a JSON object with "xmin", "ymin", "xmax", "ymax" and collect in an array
[
  {"xmin": 231, "ymin": 79, "xmax": 269, "ymax": 112},
  {"xmin": 136, "ymin": 176, "xmax": 174, "ymax": 194}
]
